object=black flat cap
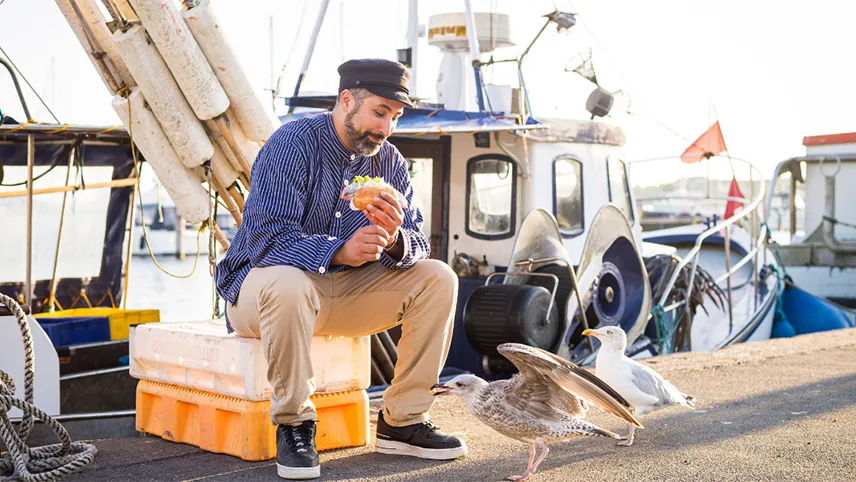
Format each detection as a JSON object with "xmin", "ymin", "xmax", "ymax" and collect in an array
[{"xmin": 338, "ymin": 58, "xmax": 413, "ymax": 108}]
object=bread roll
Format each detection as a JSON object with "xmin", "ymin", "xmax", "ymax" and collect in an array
[{"xmin": 353, "ymin": 184, "xmax": 401, "ymax": 211}]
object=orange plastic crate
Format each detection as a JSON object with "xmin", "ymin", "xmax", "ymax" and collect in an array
[{"xmin": 135, "ymin": 380, "xmax": 369, "ymax": 461}]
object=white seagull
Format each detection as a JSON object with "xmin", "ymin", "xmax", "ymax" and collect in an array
[
  {"xmin": 431, "ymin": 343, "xmax": 642, "ymax": 481},
  {"xmin": 583, "ymin": 326, "xmax": 697, "ymax": 446}
]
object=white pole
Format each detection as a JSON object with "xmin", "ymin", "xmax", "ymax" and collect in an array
[
  {"xmin": 463, "ymin": 0, "xmax": 485, "ymax": 111},
  {"xmin": 269, "ymin": 16, "xmax": 275, "ymax": 93},
  {"xmin": 406, "ymin": 0, "xmax": 419, "ymax": 95},
  {"xmin": 26, "ymin": 135, "xmax": 34, "ymax": 308},
  {"xmin": 289, "ymin": 0, "xmax": 330, "ymax": 112}
]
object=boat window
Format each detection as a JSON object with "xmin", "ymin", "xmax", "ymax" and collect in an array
[
  {"xmin": 553, "ymin": 157, "xmax": 584, "ymax": 236},
  {"xmin": 0, "ymin": 165, "xmax": 113, "ymax": 283},
  {"xmin": 607, "ymin": 157, "xmax": 635, "ymax": 223},
  {"xmin": 466, "ymin": 155, "xmax": 516, "ymax": 239}
]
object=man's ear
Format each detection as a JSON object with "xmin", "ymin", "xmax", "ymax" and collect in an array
[{"xmin": 340, "ymin": 89, "xmax": 353, "ymax": 110}]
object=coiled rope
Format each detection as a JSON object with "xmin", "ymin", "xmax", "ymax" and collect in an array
[{"xmin": 0, "ymin": 293, "xmax": 97, "ymax": 481}]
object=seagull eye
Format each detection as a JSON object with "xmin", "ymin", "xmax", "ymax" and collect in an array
[
  {"xmin": 454, "ymin": 382, "xmax": 462, "ymax": 388},
  {"xmin": 607, "ymin": 330, "xmax": 613, "ymax": 335}
]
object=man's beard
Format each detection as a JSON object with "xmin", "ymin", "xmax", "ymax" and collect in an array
[{"xmin": 345, "ymin": 106, "xmax": 386, "ymax": 156}]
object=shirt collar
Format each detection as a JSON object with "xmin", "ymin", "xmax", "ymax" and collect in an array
[{"xmin": 324, "ymin": 113, "xmax": 363, "ymax": 163}]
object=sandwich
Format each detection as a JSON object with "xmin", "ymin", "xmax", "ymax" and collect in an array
[{"xmin": 340, "ymin": 176, "xmax": 408, "ymax": 211}]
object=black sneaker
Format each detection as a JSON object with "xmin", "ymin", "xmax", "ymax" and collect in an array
[
  {"xmin": 374, "ymin": 410, "xmax": 468, "ymax": 460},
  {"xmin": 276, "ymin": 421, "xmax": 320, "ymax": 479}
]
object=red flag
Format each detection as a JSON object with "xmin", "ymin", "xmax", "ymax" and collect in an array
[
  {"xmin": 681, "ymin": 121, "xmax": 728, "ymax": 164},
  {"xmin": 723, "ymin": 176, "xmax": 745, "ymax": 219}
]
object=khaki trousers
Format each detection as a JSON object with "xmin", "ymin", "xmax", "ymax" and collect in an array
[{"xmin": 226, "ymin": 259, "xmax": 458, "ymax": 427}]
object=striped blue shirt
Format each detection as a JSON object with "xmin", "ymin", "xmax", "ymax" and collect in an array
[{"xmin": 215, "ymin": 112, "xmax": 430, "ymax": 306}]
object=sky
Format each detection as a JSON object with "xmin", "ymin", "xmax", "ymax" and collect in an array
[{"xmin": 1, "ymin": 0, "xmax": 854, "ymax": 187}]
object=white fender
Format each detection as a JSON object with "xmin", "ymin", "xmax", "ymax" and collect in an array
[
  {"xmin": 112, "ymin": 24, "xmax": 214, "ymax": 168},
  {"xmin": 210, "ymin": 143, "xmax": 240, "ymax": 189},
  {"xmin": 225, "ymin": 109, "xmax": 262, "ymax": 169},
  {"xmin": 113, "ymin": 88, "xmax": 211, "ymax": 224},
  {"xmin": 182, "ymin": 0, "xmax": 280, "ymax": 142},
  {"xmin": 127, "ymin": 0, "xmax": 230, "ymax": 121}
]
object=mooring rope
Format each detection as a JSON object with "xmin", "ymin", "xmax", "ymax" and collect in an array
[{"xmin": 0, "ymin": 293, "xmax": 97, "ymax": 481}]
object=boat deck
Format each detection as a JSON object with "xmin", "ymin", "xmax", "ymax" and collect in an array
[{"xmin": 52, "ymin": 328, "xmax": 856, "ymax": 482}]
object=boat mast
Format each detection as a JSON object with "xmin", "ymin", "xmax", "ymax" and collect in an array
[
  {"xmin": 463, "ymin": 0, "xmax": 485, "ymax": 111},
  {"xmin": 406, "ymin": 0, "xmax": 419, "ymax": 96},
  {"xmin": 288, "ymin": 0, "xmax": 331, "ymax": 113}
]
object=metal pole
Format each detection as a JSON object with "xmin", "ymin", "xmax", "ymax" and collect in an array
[
  {"xmin": 48, "ymin": 144, "xmax": 78, "ymax": 311},
  {"xmin": 177, "ymin": 216, "xmax": 186, "ymax": 260},
  {"xmin": 751, "ymin": 168, "xmax": 759, "ymax": 298},
  {"xmin": 789, "ymin": 174, "xmax": 797, "ymax": 238},
  {"xmin": 567, "ymin": 263, "xmax": 595, "ymax": 353},
  {"xmin": 407, "ymin": 0, "xmax": 419, "ymax": 95},
  {"xmin": 463, "ymin": 0, "xmax": 485, "ymax": 111},
  {"xmin": 269, "ymin": 16, "xmax": 275, "ymax": 93},
  {"xmin": 289, "ymin": 0, "xmax": 330, "ymax": 113},
  {"xmin": 0, "ymin": 57, "xmax": 32, "ymax": 120},
  {"xmin": 706, "ymin": 158, "xmax": 711, "ymax": 199},
  {"xmin": 122, "ymin": 169, "xmax": 137, "ymax": 310},
  {"xmin": 25, "ymin": 135, "xmax": 34, "ymax": 308},
  {"xmin": 724, "ymin": 225, "xmax": 733, "ymax": 330}
]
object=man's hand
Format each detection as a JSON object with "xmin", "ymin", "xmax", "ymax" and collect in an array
[
  {"xmin": 331, "ymin": 225, "xmax": 391, "ymax": 267},
  {"xmin": 364, "ymin": 191, "xmax": 404, "ymax": 245}
]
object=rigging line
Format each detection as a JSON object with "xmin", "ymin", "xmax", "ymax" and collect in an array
[
  {"xmin": 0, "ymin": 138, "xmax": 80, "ymax": 187},
  {"xmin": 627, "ymin": 108, "xmax": 696, "ymax": 146},
  {"xmin": 0, "ymin": 43, "xmax": 60, "ymax": 123},
  {"xmin": 564, "ymin": 0, "xmax": 631, "ymax": 89},
  {"xmin": 713, "ymin": 104, "xmax": 737, "ymax": 175}
]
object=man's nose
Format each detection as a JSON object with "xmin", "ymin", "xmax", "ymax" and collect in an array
[{"xmin": 378, "ymin": 117, "xmax": 394, "ymax": 137}]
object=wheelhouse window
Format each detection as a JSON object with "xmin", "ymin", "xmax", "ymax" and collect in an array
[
  {"xmin": 553, "ymin": 157, "xmax": 584, "ymax": 236},
  {"xmin": 466, "ymin": 155, "xmax": 516, "ymax": 239},
  {"xmin": 607, "ymin": 156, "xmax": 635, "ymax": 223}
]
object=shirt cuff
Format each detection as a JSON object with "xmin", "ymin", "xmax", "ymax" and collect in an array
[
  {"xmin": 380, "ymin": 229, "xmax": 413, "ymax": 269},
  {"xmin": 316, "ymin": 238, "xmax": 347, "ymax": 274}
]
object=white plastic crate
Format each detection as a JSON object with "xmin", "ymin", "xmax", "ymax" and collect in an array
[{"xmin": 129, "ymin": 319, "xmax": 370, "ymax": 401}]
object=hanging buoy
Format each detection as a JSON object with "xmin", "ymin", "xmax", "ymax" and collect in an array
[{"xmin": 113, "ymin": 88, "xmax": 211, "ymax": 224}]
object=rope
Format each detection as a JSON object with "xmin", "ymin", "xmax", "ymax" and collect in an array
[
  {"xmin": 206, "ymin": 164, "xmax": 221, "ymax": 319},
  {"xmin": 822, "ymin": 215, "xmax": 856, "ymax": 231},
  {"xmin": 0, "ymin": 293, "xmax": 97, "ymax": 481},
  {"xmin": 4, "ymin": 120, "xmax": 35, "ymax": 133}
]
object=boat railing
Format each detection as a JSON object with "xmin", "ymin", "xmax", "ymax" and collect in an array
[
  {"xmin": 627, "ymin": 155, "xmax": 767, "ymax": 341},
  {"xmin": 763, "ymin": 154, "xmax": 856, "ymax": 253}
]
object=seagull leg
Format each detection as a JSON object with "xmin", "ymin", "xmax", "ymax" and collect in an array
[
  {"xmin": 507, "ymin": 445, "xmax": 537, "ymax": 481},
  {"xmin": 529, "ymin": 444, "xmax": 550, "ymax": 473},
  {"xmin": 527, "ymin": 444, "xmax": 536, "ymax": 470},
  {"xmin": 617, "ymin": 425, "xmax": 636, "ymax": 447}
]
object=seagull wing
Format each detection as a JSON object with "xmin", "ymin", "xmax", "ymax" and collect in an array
[
  {"xmin": 629, "ymin": 362, "xmax": 690, "ymax": 407},
  {"xmin": 498, "ymin": 343, "xmax": 643, "ymax": 428},
  {"xmin": 498, "ymin": 366, "xmax": 590, "ymax": 421}
]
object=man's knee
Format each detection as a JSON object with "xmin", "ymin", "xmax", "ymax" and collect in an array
[{"xmin": 412, "ymin": 259, "xmax": 458, "ymax": 295}]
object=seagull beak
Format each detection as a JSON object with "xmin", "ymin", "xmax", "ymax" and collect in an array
[
  {"xmin": 582, "ymin": 329, "xmax": 598, "ymax": 338},
  {"xmin": 430, "ymin": 383, "xmax": 453, "ymax": 396}
]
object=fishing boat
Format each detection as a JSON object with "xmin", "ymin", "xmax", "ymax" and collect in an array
[
  {"xmin": 280, "ymin": 3, "xmax": 780, "ymax": 375},
  {"xmin": 758, "ymin": 132, "xmax": 856, "ymax": 337}
]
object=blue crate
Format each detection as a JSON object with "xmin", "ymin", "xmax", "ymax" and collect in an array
[{"xmin": 35, "ymin": 316, "xmax": 111, "ymax": 347}]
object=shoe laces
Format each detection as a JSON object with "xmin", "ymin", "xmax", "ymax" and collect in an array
[
  {"xmin": 286, "ymin": 422, "xmax": 314, "ymax": 453},
  {"xmin": 419, "ymin": 420, "xmax": 439, "ymax": 433}
]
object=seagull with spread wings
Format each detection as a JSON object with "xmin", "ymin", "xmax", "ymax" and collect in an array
[{"xmin": 431, "ymin": 343, "xmax": 643, "ymax": 481}]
